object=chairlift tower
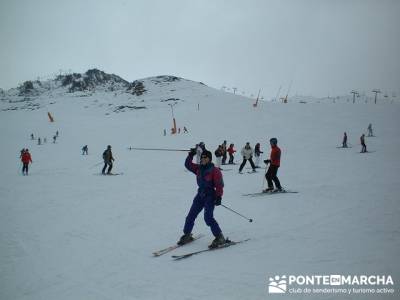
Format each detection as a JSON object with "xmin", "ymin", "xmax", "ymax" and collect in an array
[
  {"xmin": 372, "ymin": 89, "xmax": 381, "ymax": 104},
  {"xmin": 350, "ymin": 90, "xmax": 359, "ymax": 104}
]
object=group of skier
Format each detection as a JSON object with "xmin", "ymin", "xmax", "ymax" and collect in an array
[
  {"xmin": 20, "ymin": 131, "xmax": 59, "ymax": 174},
  {"xmin": 178, "ymin": 137, "xmax": 283, "ymax": 249},
  {"xmin": 197, "ymin": 140, "xmax": 271, "ymax": 173},
  {"xmin": 164, "ymin": 126, "xmax": 189, "ymax": 136},
  {"xmin": 213, "ymin": 140, "xmax": 235, "ymax": 168},
  {"xmin": 31, "ymin": 131, "xmax": 59, "ymax": 145},
  {"xmin": 341, "ymin": 123, "xmax": 374, "ymax": 153},
  {"xmin": 19, "ymin": 125, "xmax": 375, "ymax": 250}
]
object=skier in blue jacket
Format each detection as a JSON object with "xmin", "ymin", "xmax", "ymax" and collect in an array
[{"xmin": 178, "ymin": 148, "xmax": 226, "ymax": 248}]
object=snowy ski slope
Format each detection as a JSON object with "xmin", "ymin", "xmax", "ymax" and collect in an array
[{"xmin": 1, "ymin": 76, "xmax": 399, "ymax": 299}]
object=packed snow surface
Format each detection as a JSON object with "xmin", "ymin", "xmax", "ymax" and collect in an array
[{"xmin": 1, "ymin": 77, "xmax": 399, "ymax": 299}]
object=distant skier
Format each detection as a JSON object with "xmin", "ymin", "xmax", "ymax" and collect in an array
[
  {"xmin": 221, "ymin": 140, "xmax": 227, "ymax": 165},
  {"xmin": 183, "ymin": 126, "xmax": 188, "ymax": 133},
  {"xmin": 53, "ymin": 135, "xmax": 57, "ymax": 143},
  {"xmin": 163, "ymin": 129, "xmax": 166, "ymax": 136},
  {"xmin": 56, "ymin": 130, "xmax": 59, "ymax": 137},
  {"xmin": 102, "ymin": 145, "xmax": 115, "ymax": 174},
  {"xmin": 177, "ymin": 148, "xmax": 226, "ymax": 249},
  {"xmin": 21, "ymin": 149, "xmax": 32, "ymax": 175},
  {"xmin": 238, "ymin": 142, "xmax": 256, "ymax": 173},
  {"xmin": 367, "ymin": 123, "xmax": 373, "ymax": 137},
  {"xmin": 263, "ymin": 138, "xmax": 283, "ymax": 192},
  {"xmin": 227, "ymin": 143, "xmax": 236, "ymax": 164},
  {"xmin": 214, "ymin": 145, "xmax": 223, "ymax": 170},
  {"xmin": 30, "ymin": 133, "xmax": 34, "ymax": 140},
  {"xmin": 254, "ymin": 142, "xmax": 263, "ymax": 168},
  {"xmin": 38, "ymin": 137, "xmax": 41, "ymax": 145},
  {"xmin": 360, "ymin": 134, "xmax": 367, "ymax": 153},
  {"xmin": 82, "ymin": 145, "xmax": 88, "ymax": 155},
  {"xmin": 342, "ymin": 132, "xmax": 348, "ymax": 148}
]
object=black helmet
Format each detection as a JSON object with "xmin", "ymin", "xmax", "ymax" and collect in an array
[{"xmin": 270, "ymin": 138, "xmax": 278, "ymax": 145}]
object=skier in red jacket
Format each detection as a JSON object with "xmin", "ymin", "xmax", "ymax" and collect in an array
[
  {"xmin": 227, "ymin": 143, "xmax": 236, "ymax": 164},
  {"xmin": 21, "ymin": 149, "xmax": 32, "ymax": 175},
  {"xmin": 263, "ymin": 138, "xmax": 282, "ymax": 192}
]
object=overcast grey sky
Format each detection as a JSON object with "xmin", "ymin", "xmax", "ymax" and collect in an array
[{"xmin": 1, "ymin": 0, "xmax": 399, "ymax": 98}]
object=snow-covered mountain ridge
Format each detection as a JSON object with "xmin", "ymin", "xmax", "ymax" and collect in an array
[
  {"xmin": 3, "ymin": 69, "xmax": 396, "ymax": 115},
  {"xmin": 0, "ymin": 69, "xmax": 232, "ymax": 114}
]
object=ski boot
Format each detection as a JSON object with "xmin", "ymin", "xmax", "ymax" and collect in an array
[
  {"xmin": 263, "ymin": 187, "xmax": 274, "ymax": 193},
  {"xmin": 273, "ymin": 187, "xmax": 284, "ymax": 193},
  {"xmin": 177, "ymin": 233, "xmax": 194, "ymax": 245},
  {"xmin": 208, "ymin": 233, "xmax": 226, "ymax": 249}
]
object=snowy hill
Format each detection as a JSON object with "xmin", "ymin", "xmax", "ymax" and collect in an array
[
  {"xmin": 0, "ymin": 70, "xmax": 230, "ymax": 116},
  {"xmin": 0, "ymin": 70, "xmax": 399, "ymax": 300}
]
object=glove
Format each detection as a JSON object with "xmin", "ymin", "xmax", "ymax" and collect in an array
[
  {"xmin": 189, "ymin": 148, "xmax": 196, "ymax": 156},
  {"xmin": 264, "ymin": 159, "xmax": 271, "ymax": 164},
  {"xmin": 214, "ymin": 196, "xmax": 222, "ymax": 206}
]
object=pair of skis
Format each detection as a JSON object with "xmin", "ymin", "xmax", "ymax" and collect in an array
[
  {"xmin": 152, "ymin": 233, "xmax": 204, "ymax": 257},
  {"xmin": 153, "ymin": 234, "xmax": 249, "ymax": 260},
  {"xmin": 243, "ymin": 189, "xmax": 298, "ymax": 197},
  {"xmin": 94, "ymin": 172, "xmax": 124, "ymax": 176}
]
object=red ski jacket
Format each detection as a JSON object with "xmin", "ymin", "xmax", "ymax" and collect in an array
[
  {"xmin": 270, "ymin": 145, "xmax": 281, "ymax": 167},
  {"xmin": 21, "ymin": 152, "xmax": 32, "ymax": 164},
  {"xmin": 185, "ymin": 155, "xmax": 224, "ymax": 198},
  {"xmin": 227, "ymin": 147, "xmax": 236, "ymax": 155}
]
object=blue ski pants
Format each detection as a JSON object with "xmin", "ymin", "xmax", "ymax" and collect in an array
[{"xmin": 183, "ymin": 193, "xmax": 222, "ymax": 237}]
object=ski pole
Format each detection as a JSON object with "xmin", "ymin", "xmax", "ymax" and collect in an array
[
  {"xmin": 127, "ymin": 147, "xmax": 189, "ymax": 152},
  {"xmin": 262, "ymin": 160, "xmax": 269, "ymax": 190},
  {"xmin": 221, "ymin": 204, "xmax": 253, "ymax": 223}
]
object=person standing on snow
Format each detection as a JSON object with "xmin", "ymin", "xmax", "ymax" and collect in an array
[
  {"xmin": 178, "ymin": 148, "xmax": 226, "ymax": 249},
  {"xmin": 367, "ymin": 123, "xmax": 373, "ymax": 137},
  {"xmin": 254, "ymin": 143, "xmax": 263, "ymax": 168},
  {"xmin": 238, "ymin": 142, "xmax": 256, "ymax": 173},
  {"xmin": 227, "ymin": 143, "xmax": 236, "ymax": 164},
  {"xmin": 263, "ymin": 138, "xmax": 283, "ymax": 192},
  {"xmin": 102, "ymin": 145, "xmax": 115, "ymax": 174},
  {"xmin": 221, "ymin": 140, "xmax": 228, "ymax": 165},
  {"xmin": 342, "ymin": 132, "xmax": 348, "ymax": 148},
  {"xmin": 360, "ymin": 134, "xmax": 367, "ymax": 153},
  {"xmin": 21, "ymin": 149, "xmax": 32, "ymax": 175},
  {"xmin": 82, "ymin": 145, "xmax": 88, "ymax": 155},
  {"xmin": 214, "ymin": 145, "xmax": 223, "ymax": 170}
]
